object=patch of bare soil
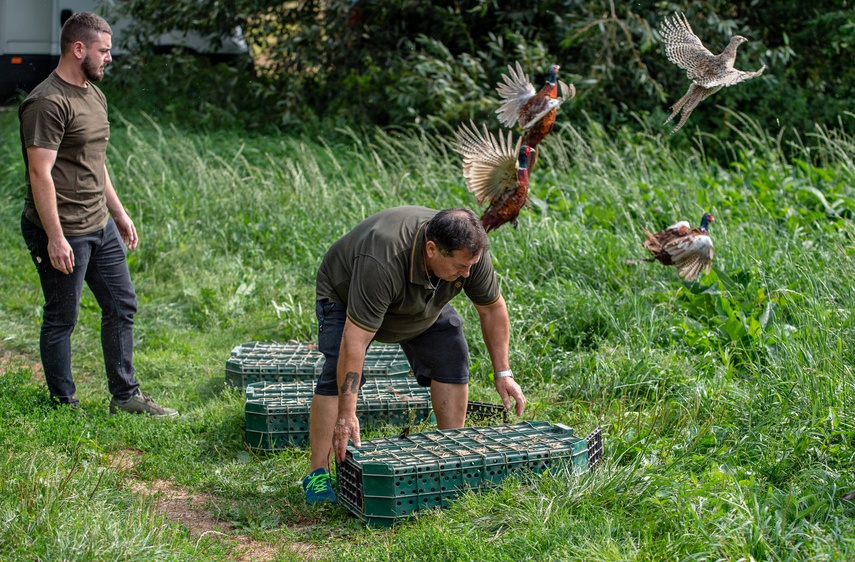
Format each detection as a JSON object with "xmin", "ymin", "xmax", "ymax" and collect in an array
[
  {"xmin": 110, "ymin": 452, "xmax": 319, "ymax": 561},
  {"xmin": 2, "ymin": 349, "xmax": 320, "ymax": 561},
  {"xmin": 0, "ymin": 348, "xmax": 44, "ymax": 383}
]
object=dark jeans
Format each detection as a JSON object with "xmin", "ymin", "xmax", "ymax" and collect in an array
[{"xmin": 21, "ymin": 214, "xmax": 140, "ymax": 405}]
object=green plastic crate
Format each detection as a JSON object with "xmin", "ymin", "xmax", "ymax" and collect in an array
[
  {"xmin": 226, "ymin": 341, "xmax": 411, "ymax": 388},
  {"xmin": 245, "ymin": 378, "xmax": 432, "ymax": 450},
  {"xmin": 586, "ymin": 426, "xmax": 604, "ymax": 468},
  {"xmin": 465, "ymin": 400, "xmax": 509, "ymax": 423},
  {"xmin": 337, "ymin": 422, "xmax": 602, "ymax": 526}
]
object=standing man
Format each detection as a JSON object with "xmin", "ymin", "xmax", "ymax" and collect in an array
[
  {"xmin": 19, "ymin": 12, "xmax": 177, "ymax": 417},
  {"xmin": 303, "ymin": 206, "xmax": 526, "ymax": 503}
]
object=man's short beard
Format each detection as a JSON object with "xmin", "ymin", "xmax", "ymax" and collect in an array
[{"xmin": 82, "ymin": 54, "xmax": 105, "ymax": 82}]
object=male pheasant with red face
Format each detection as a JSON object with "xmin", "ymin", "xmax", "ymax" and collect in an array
[
  {"xmin": 452, "ymin": 121, "xmax": 532, "ymax": 232},
  {"xmin": 495, "ymin": 62, "xmax": 574, "ymax": 171},
  {"xmin": 660, "ymin": 13, "xmax": 766, "ymax": 133},
  {"xmin": 642, "ymin": 212, "xmax": 715, "ymax": 281}
]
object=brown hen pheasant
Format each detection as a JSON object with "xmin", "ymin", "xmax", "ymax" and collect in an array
[{"xmin": 660, "ymin": 13, "xmax": 766, "ymax": 133}]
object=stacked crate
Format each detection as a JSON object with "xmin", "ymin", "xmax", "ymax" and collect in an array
[
  {"xmin": 231, "ymin": 341, "xmax": 422, "ymax": 450},
  {"xmin": 337, "ymin": 422, "xmax": 604, "ymax": 526},
  {"xmin": 465, "ymin": 400, "xmax": 509, "ymax": 423},
  {"xmin": 226, "ymin": 341, "xmax": 323, "ymax": 388},
  {"xmin": 226, "ymin": 341, "xmax": 411, "ymax": 388},
  {"xmin": 245, "ymin": 378, "xmax": 433, "ymax": 450}
]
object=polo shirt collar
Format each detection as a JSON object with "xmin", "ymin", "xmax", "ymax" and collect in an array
[{"xmin": 409, "ymin": 223, "xmax": 433, "ymax": 289}]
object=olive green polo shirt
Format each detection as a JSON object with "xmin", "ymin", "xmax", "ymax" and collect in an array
[
  {"xmin": 316, "ymin": 206, "xmax": 500, "ymax": 343},
  {"xmin": 19, "ymin": 71, "xmax": 111, "ymax": 236}
]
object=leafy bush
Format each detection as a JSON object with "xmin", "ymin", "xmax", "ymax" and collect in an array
[
  {"xmin": 671, "ymin": 269, "xmax": 798, "ymax": 364},
  {"xmin": 106, "ymin": 51, "xmax": 266, "ymax": 131},
  {"xmin": 102, "ymin": 0, "xmax": 853, "ymax": 140}
]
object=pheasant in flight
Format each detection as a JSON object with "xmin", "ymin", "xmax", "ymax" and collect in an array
[
  {"xmin": 495, "ymin": 62, "xmax": 574, "ymax": 171},
  {"xmin": 660, "ymin": 13, "xmax": 766, "ymax": 133},
  {"xmin": 642, "ymin": 212, "xmax": 715, "ymax": 281},
  {"xmin": 452, "ymin": 120, "xmax": 532, "ymax": 232}
]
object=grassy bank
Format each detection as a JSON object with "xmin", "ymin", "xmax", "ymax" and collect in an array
[{"xmin": 1, "ymin": 107, "xmax": 854, "ymax": 560}]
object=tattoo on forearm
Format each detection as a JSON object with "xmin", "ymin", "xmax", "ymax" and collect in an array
[{"xmin": 340, "ymin": 371, "xmax": 360, "ymax": 394}]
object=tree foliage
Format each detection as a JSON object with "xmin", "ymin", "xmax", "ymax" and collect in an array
[{"xmin": 104, "ymin": 0, "xmax": 854, "ymax": 136}]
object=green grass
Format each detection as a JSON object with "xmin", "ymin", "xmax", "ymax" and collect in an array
[{"xmin": 1, "ymin": 105, "xmax": 855, "ymax": 560}]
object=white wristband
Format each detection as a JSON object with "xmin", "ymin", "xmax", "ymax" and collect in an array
[{"xmin": 494, "ymin": 369, "xmax": 513, "ymax": 379}]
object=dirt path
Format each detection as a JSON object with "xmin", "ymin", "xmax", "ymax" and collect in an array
[
  {"xmin": 1, "ymin": 348, "xmax": 319, "ymax": 562},
  {"xmin": 110, "ymin": 450, "xmax": 317, "ymax": 561}
]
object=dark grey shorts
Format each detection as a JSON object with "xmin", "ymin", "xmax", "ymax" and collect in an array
[{"xmin": 313, "ymin": 299, "xmax": 470, "ymax": 396}]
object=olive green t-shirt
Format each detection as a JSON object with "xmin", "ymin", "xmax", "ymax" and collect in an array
[
  {"xmin": 19, "ymin": 71, "xmax": 111, "ymax": 236},
  {"xmin": 316, "ymin": 206, "xmax": 501, "ymax": 343}
]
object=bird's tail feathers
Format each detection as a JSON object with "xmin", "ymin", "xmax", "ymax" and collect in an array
[{"xmin": 626, "ymin": 257, "xmax": 657, "ymax": 266}]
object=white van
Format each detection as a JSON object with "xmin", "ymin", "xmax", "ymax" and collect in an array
[{"xmin": 0, "ymin": 0, "xmax": 249, "ymax": 102}]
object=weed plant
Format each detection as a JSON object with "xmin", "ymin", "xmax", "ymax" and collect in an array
[{"xmin": 0, "ymin": 107, "xmax": 854, "ymax": 560}]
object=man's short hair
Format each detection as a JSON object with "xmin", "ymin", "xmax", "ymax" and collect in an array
[
  {"xmin": 425, "ymin": 208, "xmax": 490, "ymax": 256},
  {"xmin": 61, "ymin": 12, "xmax": 112, "ymax": 54}
]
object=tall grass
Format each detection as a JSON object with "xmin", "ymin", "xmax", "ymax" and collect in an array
[{"xmin": 1, "ymin": 106, "xmax": 854, "ymax": 560}]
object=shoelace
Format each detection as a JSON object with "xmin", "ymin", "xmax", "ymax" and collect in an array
[{"xmin": 307, "ymin": 472, "xmax": 332, "ymax": 493}]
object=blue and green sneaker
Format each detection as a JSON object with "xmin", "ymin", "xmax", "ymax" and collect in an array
[{"xmin": 303, "ymin": 468, "xmax": 337, "ymax": 504}]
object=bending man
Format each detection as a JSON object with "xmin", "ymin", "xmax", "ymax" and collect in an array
[{"xmin": 303, "ymin": 206, "xmax": 525, "ymax": 503}]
